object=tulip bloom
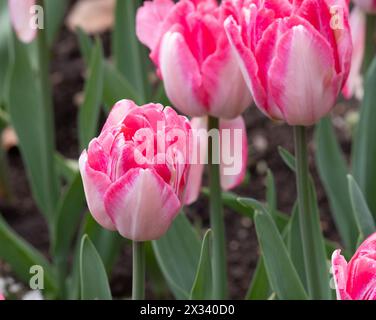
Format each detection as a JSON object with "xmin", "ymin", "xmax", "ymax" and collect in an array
[
  {"xmin": 0, "ymin": 294, "xmax": 4, "ymax": 300},
  {"xmin": 353, "ymin": 0, "xmax": 376, "ymax": 13},
  {"xmin": 8, "ymin": 0, "xmax": 38, "ymax": 43},
  {"xmin": 79, "ymin": 100, "xmax": 191, "ymax": 241},
  {"xmin": 184, "ymin": 116, "xmax": 248, "ymax": 204},
  {"xmin": 225, "ymin": 0, "xmax": 352, "ymax": 126},
  {"xmin": 332, "ymin": 232, "xmax": 376, "ymax": 300},
  {"xmin": 136, "ymin": 0, "xmax": 252, "ymax": 119},
  {"xmin": 343, "ymin": 6, "xmax": 366, "ymax": 100}
]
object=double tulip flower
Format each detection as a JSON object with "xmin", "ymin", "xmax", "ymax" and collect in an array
[{"xmin": 332, "ymin": 232, "xmax": 376, "ymax": 300}]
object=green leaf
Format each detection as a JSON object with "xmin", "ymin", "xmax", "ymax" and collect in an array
[
  {"xmin": 278, "ymin": 146, "xmax": 296, "ymax": 171},
  {"xmin": 0, "ymin": 214, "xmax": 57, "ymax": 294},
  {"xmin": 254, "ymin": 209, "xmax": 308, "ymax": 300},
  {"xmin": 78, "ymin": 39, "xmax": 104, "ymax": 150},
  {"xmin": 45, "ymin": 0, "xmax": 68, "ymax": 46},
  {"xmin": 54, "ymin": 153, "xmax": 79, "ymax": 184},
  {"xmin": 348, "ymin": 175, "xmax": 376, "ymax": 240},
  {"xmin": 315, "ymin": 118, "xmax": 357, "ymax": 251},
  {"xmin": 76, "ymin": 28, "xmax": 141, "ymax": 110},
  {"xmin": 81, "ymin": 214, "xmax": 124, "ymax": 273},
  {"xmin": 8, "ymin": 34, "xmax": 58, "ymax": 221},
  {"xmin": 190, "ymin": 230, "xmax": 212, "ymax": 300},
  {"xmin": 266, "ymin": 169, "xmax": 277, "ymax": 215},
  {"xmin": 113, "ymin": 0, "xmax": 149, "ymax": 101},
  {"xmin": 79, "ymin": 235, "xmax": 112, "ymax": 300},
  {"xmin": 352, "ymin": 57, "xmax": 376, "ymax": 220},
  {"xmin": 53, "ymin": 173, "xmax": 86, "ymax": 258},
  {"xmin": 0, "ymin": 0, "xmax": 11, "ymax": 106},
  {"xmin": 245, "ymin": 257, "xmax": 271, "ymax": 300},
  {"xmin": 153, "ymin": 212, "xmax": 201, "ymax": 299},
  {"xmin": 287, "ymin": 202, "xmax": 306, "ymax": 289}
]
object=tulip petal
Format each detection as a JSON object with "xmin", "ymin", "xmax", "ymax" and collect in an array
[
  {"xmin": 79, "ymin": 151, "xmax": 115, "ymax": 230},
  {"xmin": 159, "ymin": 30, "xmax": 207, "ymax": 117},
  {"xmin": 342, "ymin": 7, "xmax": 366, "ymax": 100},
  {"xmin": 102, "ymin": 99, "xmax": 137, "ymax": 132},
  {"xmin": 220, "ymin": 116, "xmax": 248, "ymax": 190},
  {"xmin": 332, "ymin": 249, "xmax": 351, "ymax": 300},
  {"xmin": 104, "ymin": 168, "xmax": 181, "ymax": 241},
  {"xmin": 184, "ymin": 117, "xmax": 207, "ymax": 205},
  {"xmin": 135, "ymin": 0, "xmax": 174, "ymax": 51},
  {"xmin": 8, "ymin": 0, "xmax": 37, "ymax": 43},
  {"xmin": 268, "ymin": 24, "xmax": 340, "ymax": 126}
]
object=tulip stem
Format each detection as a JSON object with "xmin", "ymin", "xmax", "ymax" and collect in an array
[
  {"xmin": 363, "ymin": 14, "xmax": 376, "ymax": 72},
  {"xmin": 293, "ymin": 126, "xmax": 320, "ymax": 299},
  {"xmin": 132, "ymin": 241, "xmax": 145, "ymax": 300},
  {"xmin": 208, "ymin": 116, "xmax": 227, "ymax": 299}
]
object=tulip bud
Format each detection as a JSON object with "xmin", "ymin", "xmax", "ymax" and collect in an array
[
  {"xmin": 79, "ymin": 100, "xmax": 192, "ymax": 241},
  {"xmin": 225, "ymin": 0, "xmax": 352, "ymax": 126},
  {"xmin": 136, "ymin": 0, "xmax": 252, "ymax": 119},
  {"xmin": 8, "ymin": 0, "xmax": 38, "ymax": 43},
  {"xmin": 353, "ymin": 0, "xmax": 376, "ymax": 13},
  {"xmin": 332, "ymin": 232, "xmax": 376, "ymax": 300}
]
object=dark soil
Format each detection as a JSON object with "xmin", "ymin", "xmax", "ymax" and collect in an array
[{"xmin": 0, "ymin": 5, "xmax": 352, "ymax": 299}]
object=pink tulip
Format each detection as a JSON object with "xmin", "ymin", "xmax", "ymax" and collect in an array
[
  {"xmin": 8, "ymin": 0, "xmax": 38, "ymax": 43},
  {"xmin": 136, "ymin": 0, "xmax": 252, "ymax": 119},
  {"xmin": 0, "ymin": 294, "xmax": 4, "ymax": 300},
  {"xmin": 332, "ymin": 232, "xmax": 376, "ymax": 300},
  {"xmin": 343, "ymin": 6, "xmax": 366, "ymax": 100},
  {"xmin": 225, "ymin": 0, "xmax": 352, "ymax": 126},
  {"xmin": 353, "ymin": 0, "xmax": 376, "ymax": 13},
  {"xmin": 184, "ymin": 116, "xmax": 248, "ymax": 205},
  {"xmin": 79, "ymin": 100, "xmax": 192, "ymax": 241}
]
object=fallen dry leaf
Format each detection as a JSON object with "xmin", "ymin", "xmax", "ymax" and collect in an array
[{"xmin": 66, "ymin": 0, "xmax": 116, "ymax": 35}]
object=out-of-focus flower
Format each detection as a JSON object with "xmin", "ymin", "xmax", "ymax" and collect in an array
[
  {"xmin": 0, "ymin": 293, "xmax": 4, "ymax": 300},
  {"xmin": 225, "ymin": 0, "xmax": 352, "ymax": 126},
  {"xmin": 136, "ymin": 0, "xmax": 252, "ymax": 119},
  {"xmin": 343, "ymin": 6, "xmax": 366, "ymax": 100},
  {"xmin": 79, "ymin": 100, "xmax": 191, "ymax": 241},
  {"xmin": 353, "ymin": 0, "xmax": 376, "ymax": 13},
  {"xmin": 332, "ymin": 232, "xmax": 376, "ymax": 300},
  {"xmin": 184, "ymin": 115, "xmax": 248, "ymax": 205},
  {"xmin": 8, "ymin": 0, "xmax": 37, "ymax": 43}
]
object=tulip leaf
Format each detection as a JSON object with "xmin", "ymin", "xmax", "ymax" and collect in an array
[
  {"xmin": 8, "ymin": 34, "xmax": 58, "ymax": 222},
  {"xmin": 113, "ymin": 0, "xmax": 150, "ymax": 101},
  {"xmin": 254, "ymin": 208, "xmax": 308, "ymax": 300},
  {"xmin": 0, "ymin": 0, "xmax": 11, "ymax": 106},
  {"xmin": 54, "ymin": 153, "xmax": 79, "ymax": 184},
  {"xmin": 278, "ymin": 146, "xmax": 296, "ymax": 171},
  {"xmin": 153, "ymin": 212, "xmax": 201, "ymax": 299},
  {"xmin": 53, "ymin": 173, "xmax": 86, "ymax": 260},
  {"xmin": 266, "ymin": 169, "xmax": 277, "ymax": 216},
  {"xmin": 76, "ymin": 28, "xmax": 141, "ymax": 110},
  {"xmin": 0, "ymin": 214, "xmax": 57, "ymax": 295},
  {"xmin": 45, "ymin": 0, "xmax": 68, "ymax": 46},
  {"xmin": 190, "ymin": 230, "xmax": 212, "ymax": 300},
  {"xmin": 315, "ymin": 118, "xmax": 357, "ymax": 251},
  {"xmin": 78, "ymin": 39, "xmax": 104, "ymax": 150},
  {"xmin": 348, "ymin": 175, "xmax": 376, "ymax": 241},
  {"xmin": 245, "ymin": 257, "xmax": 271, "ymax": 300},
  {"xmin": 79, "ymin": 235, "xmax": 112, "ymax": 300},
  {"xmin": 352, "ymin": 57, "xmax": 376, "ymax": 220}
]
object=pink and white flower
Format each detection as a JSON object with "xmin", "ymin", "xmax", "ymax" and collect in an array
[
  {"xmin": 79, "ymin": 100, "xmax": 191, "ymax": 241},
  {"xmin": 8, "ymin": 0, "xmax": 37, "ymax": 43},
  {"xmin": 136, "ymin": 0, "xmax": 252, "ymax": 119},
  {"xmin": 225, "ymin": 0, "xmax": 352, "ymax": 126},
  {"xmin": 352, "ymin": 0, "xmax": 376, "ymax": 13},
  {"xmin": 332, "ymin": 232, "xmax": 376, "ymax": 300}
]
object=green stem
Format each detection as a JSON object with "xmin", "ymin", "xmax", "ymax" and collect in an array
[
  {"xmin": 363, "ymin": 14, "xmax": 376, "ymax": 72},
  {"xmin": 293, "ymin": 126, "xmax": 320, "ymax": 299},
  {"xmin": 208, "ymin": 116, "xmax": 227, "ymax": 299},
  {"xmin": 132, "ymin": 241, "xmax": 145, "ymax": 300}
]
